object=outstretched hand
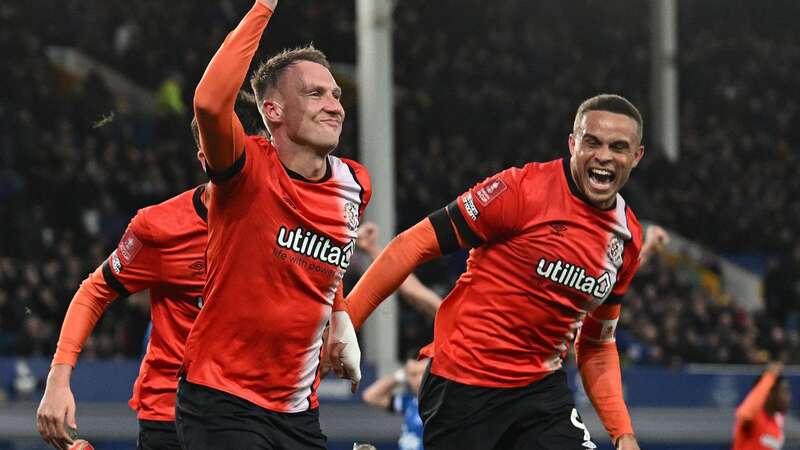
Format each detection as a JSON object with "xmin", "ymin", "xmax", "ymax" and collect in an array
[
  {"xmin": 36, "ymin": 366, "xmax": 77, "ymax": 450},
  {"xmin": 639, "ymin": 224, "xmax": 670, "ymax": 266},
  {"xmin": 645, "ymin": 225, "xmax": 669, "ymax": 253},
  {"xmin": 766, "ymin": 361, "xmax": 784, "ymax": 376}
]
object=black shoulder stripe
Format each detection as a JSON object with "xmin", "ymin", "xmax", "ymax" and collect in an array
[
  {"xmin": 428, "ymin": 208, "xmax": 459, "ymax": 255},
  {"xmin": 605, "ymin": 294, "xmax": 623, "ymax": 305},
  {"xmin": 446, "ymin": 200, "xmax": 483, "ymax": 248},
  {"xmin": 102, "ymin": 261, "xmax": 131, "ymax": 298},
  {"xmin": 206, "ymin": 149, "xmax": 246, "ymax": 183}
]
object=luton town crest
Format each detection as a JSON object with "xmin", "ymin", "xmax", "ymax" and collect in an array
[
  {"xmin": 344, "ymin": 202, "xmax": 359, "ymax": 231},
  {"xmin": 607, "ymin": 235, "xmax": 623, "ymax": 267}
]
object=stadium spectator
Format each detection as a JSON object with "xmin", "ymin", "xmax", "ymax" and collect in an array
[{"xmin": 362, "ymin": 354, "xmax": 428, "ymax": 450}]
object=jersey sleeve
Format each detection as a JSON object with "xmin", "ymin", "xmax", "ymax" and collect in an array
[
  {"xmin": 194, "ymin": 1, "xmax": 273, "ymax": 175},
  {"xmin": 736, "ymin": 372, "xmax": 777, "ymax": 423},
  {"xmin": 346, "ymin": 218, "xmax": 441, "ymax": 329},
  {"xmin": 447, "ymin": 167, "xmax": 527, "ymax": 247},
  {"xmin": 580, "ymin": 304, "xmax": 621, "ymax": 343},
  {"xmin": 574, "ymin": 314, "xmax": 634, "ymax": 443},
  {"xmin": 52, "ymin": 265, "xmax": 118, "ymax": 367},
  {"xmin": 102, "ymin": 210, "xmax": 163, "ymax": 296}
]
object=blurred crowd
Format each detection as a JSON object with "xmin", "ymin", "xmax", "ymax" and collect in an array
[
  {"xmin": 2, "ymin": 0, "xmax": 800, "ymax": 366},
  {"xmin": 619, "ymin": 252, "xmax": 800, "ymax": 367}
]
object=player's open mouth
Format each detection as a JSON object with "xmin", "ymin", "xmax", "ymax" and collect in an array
[{"xmin": 587, "ymin": 168, "xmax": 615, "ymax": 191}]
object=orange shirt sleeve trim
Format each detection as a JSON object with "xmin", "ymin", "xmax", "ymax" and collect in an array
[
  {"xmin": 51, "ymin": 265, "xmax": 117, "ymax": 367},
  {"xmin": 194, "ymin": 1, "xmax": 273, "ymax": 171},
  {"xmin": 736, "ymin": 372, "xmax": 777, "ymax": 423},
  {"xmin": 346, "ymin": 218, "xmax": 441, "ymax": 329},
  {"xmin": 575, "ymin": 305, "xmax": 634, "ymax": 443}
]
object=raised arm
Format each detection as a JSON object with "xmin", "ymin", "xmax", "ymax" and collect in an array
[
  {"xmin": 346, "ymin": 218, "xmax": 445, "ymax": 329},
  {"xmin": 362, "ymin": 370, "xmax": 404, "ymax": 410},
  {"xmin": 194, "ymin": 0, "xmax": 276, "ymax": 171},
  {"xmin": 355, "ymin": 222, "xmax": 443, "ymax": 319},
  {"xmin": 38, "ymin": 214, "xmax": 161, "ymax": 450},
  {"xmin": 736, "ymin": 363, "xmax": 782, "ymax": 423}
]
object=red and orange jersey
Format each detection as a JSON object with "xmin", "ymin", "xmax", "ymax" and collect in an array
[
  {"xmin": 429, "ymin": 158, "xmax": 642, "ymax": 388},
  {"xmin": 182, "ymin": 136, "xmax": 370, "ymax": 413},
  {"xmin": 733, "ymin": 373, "xmax": 785, "ymax": 450},
  {"xmin": 733, "ymin": 410, "xmax": 784, "ymax": 450},
  {"xmin": 54, "ymin": 185, "xmax": 208, "ymax": 421}
]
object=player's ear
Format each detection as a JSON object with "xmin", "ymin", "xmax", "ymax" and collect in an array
[
  {"xmin": 197, "ymin": 150, "xmax": 207, "ymax": 171},
  {"xmin": 263, "ymin": 99, "xmax": 283, "ymax": 125},
  {"xmin": 568, "ymin": 133, "xmax": 576, "ymax": 156},
  {"xmin": 632, "ymin": 145, "xmax": 644, "ymax": 168}
]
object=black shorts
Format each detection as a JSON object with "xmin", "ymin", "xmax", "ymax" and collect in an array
[
  {"xmin": 137, "ymin": 420, "xmax": 182, "ymax": 450},
  {"xmin": 418, "ymin": 362, "xmax": 595, "ymax": 450},
  {"xmin": 175, "ymin": 378, "xmax": 327, "ymax": 450}
]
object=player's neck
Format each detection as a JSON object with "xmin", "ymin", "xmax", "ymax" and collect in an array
[{"xmin": 272, "ymin": 138, "xmax": 329, "ymax": 180}]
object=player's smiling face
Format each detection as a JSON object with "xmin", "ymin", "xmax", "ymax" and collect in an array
[
  {"xmin": 280, "ymin": 61, "xmax": 345, "ymax": 153},
  {"xmin": 568, "ymin": 110, "xmax": 644, "ymax": 209}
]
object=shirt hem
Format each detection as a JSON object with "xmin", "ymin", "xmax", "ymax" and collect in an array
[
  {"xmin": 430, "ymin": 362, "xmax": 554, "ymax": 388},
  {"xmin": 184, "ymin": 375, "xmax": 313, "ymax": 414}
]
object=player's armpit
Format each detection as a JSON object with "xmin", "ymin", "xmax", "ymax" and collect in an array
[
  {"xmin": 575, "ymin": 304, "xmax": 633, "ymax": 443},
  {"xmin": 347, "ymin": 218, "xmax": 442, "ymax": 329},
  {"xmin": 52, "ymin": 266, "xmax": 118, "ymax": 367},
  {"xmin": 735, "ymin": 372, "xmax": 777, "ymax": 423},
  {"xmin": 194, "ymin": 1, "xmax": 273, "ymax": 172}
]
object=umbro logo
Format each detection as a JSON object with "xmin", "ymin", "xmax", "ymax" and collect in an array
[
  {"xmin": 283, "ymin": 196, "xmax": 298, "ymax": 209},
  {"xmin": 188, "ymin": 260, "xmax": 205, "ymax": 277},
  {"xmin": 549, "ymin": 223, "xmax": 568, "ymax": 236}
]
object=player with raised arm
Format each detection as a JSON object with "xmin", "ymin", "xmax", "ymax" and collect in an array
[
  {"xmin": 346, "ymin": 94, "xmax": 645, "ymax": 449},
  {"xmin": 176, "ymin": 1, "xmax": 370, "ymax": 449},
  {"xmin": 732, "ymin": 362, "xmax": 790, "ymax": 450},
  {"xmin": 35, "ymin": 94, "xmax": 266, "ymax": 450}
]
